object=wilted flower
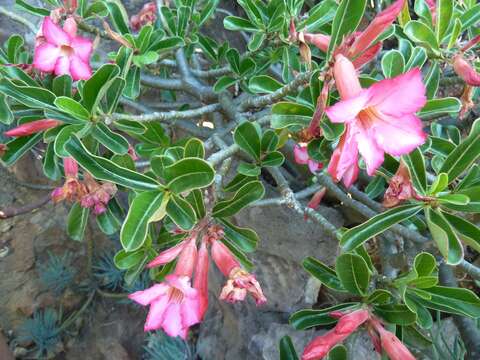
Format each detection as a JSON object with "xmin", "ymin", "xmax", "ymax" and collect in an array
[
  {"xmin": 80, "ymin": 173, "xmax": 117, "ymax": 215},
  {"xmin": 302, "ymin": 309, "xmax": 369, "ymax": 360},
  {"xmin": 453, "ymin": 54, "xmax": 480, "ymax": 87},
  {"xmin": 4, "ymin": 119, "xmax": 61, "ymax": 137},
  {"xmin": 52, "ymin": 157, "xmax": 86, "ymax": 203},
  {"xmin": 370, "ymin": 318, "xmax": 416, "ymax": 360},
  {"xmin": 294, "ymin": 144, "xmax": 323, "ymax": 173},
  {"xmin": 34, "ymin": 17, "xmax": 93, "ymax": 81},
  {"xmin": 325, "ymin": 55, "xmax": 427, "ymax": 187},
  {"xmin": 383, "ymin": 161, "xmax": 424, "ymax": 208},
  {"xmin": 130, "ymin": 2, "xmax": 157, "ymax": 31}
]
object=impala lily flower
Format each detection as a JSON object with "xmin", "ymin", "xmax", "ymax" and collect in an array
[
  {"xmin": 325, "ymin": 55, "xmax": 427, "ymax": 187},
  {"xmin": 294, "ymin": 144, "xmax": 323, "ymax": 173},
  {"xmin": 383, "ymin": 161, "xmax": 425, "ymax": 208},
  {"xmin": 34, "ymin": 17, "xmax": 93, "ymax": 81},
  {"xmin": 302, "ymin": 309, "xmax": 369, "ymax": 360},
  {"xmin": 370, "ymin": 319, "xmax": 416, "ymax": 360},
  {"xmin": 453, "ymin": 54, "xmax": 480, "ymax": 87},
  {"xmin": 130, "ymin": 2, "xmax": 157, "ymax": 31},
  {"xmin": 4, "ymin": 119, "xmax": 61, "ymax": 137},
  {"xmin": 128, "ymin": 274, "xmax": 201, "ymax": 338},
  {"xmin": 52, "ymin": 157, "xmax": 86, "ymax": 203},
  {"xmin": 194, "ymin": 240, "xmax": 209, "ymax": 320},
  {"xmin": 80, "ymin": 173, "xmax": 117, "ymax": 215},
  {"xmin": 211, "ymin": 240, "xmax": 267, "ymax": 305}
]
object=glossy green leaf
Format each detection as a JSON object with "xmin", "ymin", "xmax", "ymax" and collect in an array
[
  {"xmin": 261, "ymin": 130, "xmax": 279, "ymax": 152},
  {"xmin": 335, "ymin": 253, "xmax": 370, "ymax": 296},
  {"xmin": 426, "ymin": 208, "xmax": 463, "ymax": 265},
  {"xmin": 373, "ymin": 304, "xmax": 416, "ymax": 325},
  {"xmin": 416, "ymin": 286, "xmax": 480, "ymax": 318},
  {"xmin": 381, "ymin": 50, "xmax": 405, "ymax": 78},
  {"xmin": 234, "ymin": 121, "xmax": 262, "ymax": 160},
  {"xmin": 414, "ymin": 252, "xmax": 436, "ymax": 277},
  {"xmin": 114, "ymin": 249, "xmax": 145, "ymax": 270},
  {"xmin": 105, "ymin": 1, "xmax": 130, "ymax": 34},
  {"xmin": 0, "ymin": 94, "xmax": 13, "ymax": 124},
  {"xmin": 442, "ymin": 212, "xmax": 480, "ymax": 253},
  {"xmin": 238, "ymin": 162, "xmax": 261, "ymax": 177},
  {"xmin": 249, "ymin": 75, "xmax": 283, "ymax": 94},
  {"xmin": 403, "ymin": 147, "xmax": 427, "ymax": 194},
  {"xmin": 185, "ymin": 189, "xmax": 206, "ymax": 219},
  {"xmin": 429, "ymin": 173, "xmax": 448, "ymax": 195},
  {"xmin": 52, "ymin": 75, "xmax": 72, "ymax": 97},
  {"xmin": 218, "ymin": 218, "xmax": 258, "ymax": 253},
  {"xmin": 289, "ymin": 303, "xmax": 359, "ymax": 330},
  {"xmin": 405, "ymin": 47, "xmax": 427, "ymax": 71},
  {"xmin": 0, "ymin": 78, "xmax": 56, "ymax": 110},
  {"xmin": 302, "ymin": 257, "xmax": 345, "ymax": 291},
  {"xmin": 83, "ymin": 64, "xmax": 120, "ymax": 113},
  {"xmin": 224, "ymin": 16, "xmax": 258, "ymax": 32},
  {"xmin": 261, "ymin": 151, "xmax": 285, "ymax": 167},
  {"xmin": 279, "ymin": 336, "xmax": 299, "ymax": 360},
  {"xmin": 436, "ymin": 0, "xmax": 453, "ymax": 42},
  {"xmin": 184, "ymin": 138, "xmax": 205, "ymax": 158},
  {"xmin": 419, "ymin": 98, "xmax": 461, "ymax": 117},
  {"xmin": 1, "ymin": 133, "xmax": 42, "ymax": 166},
  {"xmin": 404, "ymin": 20, "xmax": 440, "ymax": 56},
  {"xmin": 213, "ymin": 180, "xmax": 265, "ymax": 218},
  {"xmin": 67, "ymin": 203, "xmax": 89, "ymax": 241},
  {"xmin": 166, "ymin": 194, "xmax": 197, "ymax": 231},
  {"xmin": 213, "ymin": 76, "xmax": 237, "ymax": 92},
  {"xmin": 92, "ymin": 123, "xmax": 129, "ymax": 155},
  {"xmin": 340, "ymin": 205, "xmax": 423, "ymax": 251},
  {"xmin": 54, "ymin": 96, "xmax": 90, "ymax": 121},
  {"xmin": 163, "ymin": 157, "xmax": 215, "ymax": 194}
]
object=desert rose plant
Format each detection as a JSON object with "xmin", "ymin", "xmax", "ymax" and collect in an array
[{"xmin": 1, "ymin": 0, "xmax": 480, "ymax": 359}]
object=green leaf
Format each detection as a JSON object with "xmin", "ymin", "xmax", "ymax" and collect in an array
[
  {"xmin": 381, "ymin": 50, "xmax": 405, "ymax": 78},
  {"xmin": 335, "ymin": 253, "xmax": 370, "ymax": 296},
  {"xmin": 54, "ymin": 96, "xmax": 90, "ymax": 121},
  {"xmin": 54, "ymin": 124, "xmax": 90, "ymax": 157},
  {"xmin": 238, "ymin": 162, "xmax": 261, "ymax": 176},
  {"xmin": 327, "ymin": 345, "xmax": 347, "ymax": 360},
  {"xmin": 224, "ymin": 16, "xmax": 258, "ymax": 32},
  {"xmin": 83, "ymin": 64, "xmax": 120, "ymax": 113},
  {"xmin": 261, "ymin": 151, "xmax": 285, "ymax": 167},
  {"xmin": 366, "ymin": 289, "xmax": 392, "ymax": 305},
  {"xmin": 234, "ymin": 121, "xmax": 262, "ymax": 160},
  {"xmin": 261, "ymin": 130, "xmax": 279, "ymax": 152},
  {"xmin": 1, "ymin": 133, "xmax": 42, "ymax": 166},
  {"xmin": 289, "ymin": 303, "xmax": 359, "ymax": 330},
  {"xmin": 0, "ymin": 94, "xmax": 13, "ymax": 124},
  {"xmin": 414, "ymin": 252, "xmax": 436, "ymax": 277},
  {"xmin": 166, "ymin": 194, "xmax": 197, "ymax": 231},
  {"xmin": 198, "ymin": 0, "xmax": 220, "ymax": 26},
  {"xmin": 424, "ymin": 62, "xmax": 440, "ymax": 98},
  {"xmin": 419, "ymin": 97, "xmax": 461, "ymax": 117},
  {"xmin": 460, "ymin": 4, "xmax": 480, "ymax": 30},
  {"xmin": 0, "ymin": 78, "xmax": 56, "ymax": 110},
  {"xmin": 426, "ymin": 208, "xmax": 463, "ymax": 265},
  {"xmin": 303, "ymin": 256, "xmax": 345, "ymax": 291},
  {"xmin": 105, "ymin": 1, "xmax": 130, "ymax": 34},
  {"xmin": 340, "ymin": 205, "xmax": 423, "ymax": 251},
  {"xmin": 148, "ymin": 36, "xmax": 185, "ymax": 52},
  {"xmin": 405, "ymin": 47, "xmax": 427, "ymax": 71},
  {"xmin": 447, "ymin": 18, "xmax": 462, "ymax": 50},
  {"xmin": 416, "ymin": 286, "xmax": 480, "ymax": 318},
  {"xmin": 213, "ymin": 76, "xmax": 237, "ymax": 92},
  {"xmin": 15, "ymin": 0, "xmax": 50, "ymax": 16},
  {"xmin": 43, "ymin": 142, "xmax": 60, "ymax": 180},
  {"xmin": 96, "ymin": 203, "xmax": 122, "ymax": 235},
  {"xmin": 404, "ymin": 292, "xmax": 433, "ymax": 329},
  {"xmin": 67, "ymin": 203, "xmax": 89, "ymax": 241},
  {"xmin": 114, "ymin": 249, "xmax": 145, "ymax": 270},
  {"xmin": 279, "ymin": 336, "xmax": 299, "ymax": 360},
  {"xmin": 436, "ymin": 0, "xmax": 453, "ymax": 42},
  {"xmin": 403, "ymin": 148, "xmax": 427, "ymax": 194},
  {"xmin": 163, "ymin": 158, "xmax": 215, "ymax": 194},
  {"xmin": 185, "ymin": 189, "xmax": 205, "ymax": 219},
  {"xmin": 249, "ymin": 75, "xmax": 283, "ymax": 94},
  {"xmin": 224, "ymin": 173, "xmax": 258, "ymax": 193},
  {"xmin": 52, "ymin": 75, "xmax": 72, "ymax": 97},
  {"xmin": 92, "ymin": 123, "xmax": 129, "ymax": 155},
  {"xmin": 404, "ymin": 20, "xmax": 440, "ymax": 56},
  {"xmin": 120, "ymin": 191, "xmax": 167, "ymax": 251},
  {"xmin": 429, "ymin": 173, "xmax": 448, "ymax": 195},
  {"xmin": 113, "ymin": 119, "xmax": 146, "ymax": 135},
  {"xmin": 65, "ymin": 135, "xmax": 161, "ymax": 191},
  {"xmin": 439, "ymin": 118, "xmax": 480, "ymax": 182},
  {"xmin": 124, "ymin": 66, "xmax": 140, "ymax": 99},
  {"xmin": 217, "ymin": 218, "xmax": 258, "ymax": 253},
  {"xmin": 184, "ymin": 138, "xmax": 205, "ymax": 158},
  {"xmin": 213, "ymin": 180, "xmax": 265, "ymax": 218},
  {"xmin": 373, "ymin": 304, "xmax": 416, "ymax": 325},
  {"xmin": 327, "ymin": 0, "xmax": 367, "ymax": 60},
  {"xmin": 442, "ymin": 212, "xmax": 480, "ymax": 253}
]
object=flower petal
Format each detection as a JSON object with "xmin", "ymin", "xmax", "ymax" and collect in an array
[
  {"xmin": 355, "ymin": 122, "xmax": 384, "ymax": 176},
  {"xmin": 294, "ymin": 145, "xmax": 309, "ymax": 165},
  {"xmin": 71, "ymin": 36, "xmax": 93, "ymax": 62},
  {"xmin": 327, "ymin": 125, "xmax": 359, "ymax": 186},
  {"xmin": 147, "ymin": 240, "xmax": 187, "ymax": 268},
  {"xmin": 42, "ymin": 17, "xmax": 70, "ymax": 46},
  {"xmin": 372, "ymin": 113, "xmax": 427, "ymax": 156},
  {"xmin": 33, "ymin": 43, "xmax": 60, "ymax": 72},
  {"xmin": 166, "ymin": 275, "xmax": 198, "ymax": 298},
  {"xmin": 368, "ymin": 68, "xmax": 427, "ymax": 116},
  {"xmin": 181, "ymin": 296, "xmax": 201, "ymax": 328},
  {"xmin": 63, "ymin": 17, "xmax": 77, "ymax": 38},
  {"xmin": 128, "ymin": 283, "xmax": 169, "ymax": 306},
  {"xmin": 54, "ymin": 56, "xmax": 71, "ymax": 76},
  {"xmin": 144, "ymin": 296, "xmax": 169, "ymax": 332},
  {"xmin": 325, "ymin": 91, "xmax": 370, "ymax": 124},
  {"xmin": 69, "ymin": 55, "xmax": 92, "ymax": 81},
  {"xmin": 161, "ymin": 303, "xmax": 184, "ymax": 338}
]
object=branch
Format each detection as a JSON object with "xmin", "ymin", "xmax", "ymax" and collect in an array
[
  {"xmin": 458, "ymin": 260, "xmax": 480, "ymax": 282},
  {"xmin": 0, "ymin": 6, "xmax": 36, "ymax": 33},
  {"xmin": 252, "ymin": 184, "xmax": 322, "ymax": 207},
  {"xmin": 110, "ymin": 103, "xmax": 220, "ymax": 122},
  {"xmin": 0, "ymin": 194, "xmax": 51, "ymax": 219}
]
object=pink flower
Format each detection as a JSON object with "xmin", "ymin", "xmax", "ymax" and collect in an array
[
  {"xmin": 325, "ymin": 55, "xmax": 427, "ymax": 187},
  {"xmin": 453, "ymin": 54, "xmax": 480, "ymax": 87},
  {"xmin": 307, "ymin": 188, "xmax": 326, "ymax": 211},
  {"xmin": 194, "ymin": 240, "xmax": 209, "ymax": 320},
  {"xmin": 370, "ymin": 319, "xmax": 415, "ymax": 360},
  {"xmin": 211, "ymin": 240, "xmax": 267, "ymax": 305},
  {"xmin": 52, "ymin": 157, "xmax": 87, "ymax": 203},
  {"xmin": 33, "ymin": 17, "xmax": 93, "ymax": 81},
  {"xmin": 147, "ymin": 238, "xmax": 196, "ymax": 269},
  {"xmin": 79, "ymin": 173, "xmax": 117, "ymax": 215},
  {"xmin": 128, "ymin": 274, "xmax": 201, "ymax": 338},
  {"xmin": 4, "ymin": 119, "xmax": 61, "ymax": 137},
  {"xmin": 294, "ymin": 144, "xmax": 323, "ymax": 173},
  {"xmin": 302, "ymin": 309, "xmax": 369, "ymax": 360}
]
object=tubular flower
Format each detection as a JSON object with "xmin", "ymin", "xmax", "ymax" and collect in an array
[
  {"xmin": 302, "ymin": 309, "xmax": 370, "ymax": 360},
  {"xmin": 4, "ymin": 119, "xmax": 61, "ymax": 137},
  {"xmin": 130, "ymin": 2, "xmax": 157, "ymax": 31},
  {"xmin": 383, "ymin": 161, "xmax": 425, "ymax": 208},
  {"xmin": 33, "ymin": 17, "xmax": 93, "ymax": 81},
  {"xmin": 51, "ymin": 157, "xmax": 86, "ymax": 203},
  {"xmin": 294, "ymin": 144, "xmax": 323, "ymax": 173},
  {"xmin": 211, "ymin": 240, "xmax": 267, "ymax": 305},
  {"xmin": 453, "ymin": 54, "xmax": 480, "ymax": 87},
  {"xmin": 325, "ymin": 55, "xmax": 427, "ymax": 187},
  {"xmin": 370, "ymin": 319, "xmax": 416, "ymax": 360},
  {"xmin": 194, "ymin": 240, "xmax": 209, "ymax": 320},
  {"xmin": 80, "ymin": 173, "xmax": 117, "ymax": 215},
  {"xmin": 128, "ymin": 274, "xmax": 201, "ymax": 338}
]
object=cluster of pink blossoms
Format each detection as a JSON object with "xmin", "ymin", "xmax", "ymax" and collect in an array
[
  {"xmin": 129, "ymin": 225, "xmax": 266, "ymax": 338},
  {"xmin": 302, "ymin": 309, "xmax": 415, "ymax": 360}
]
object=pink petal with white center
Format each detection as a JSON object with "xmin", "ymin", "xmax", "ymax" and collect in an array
[
  {"xmin": 294, "ymin": 145, "xmax": 309, "ymax": 165},
  {"xmin": 162, "ymin": 303, "xmax": 184, "ymax": 337},
  {"xmin": 144, "ymin": 296, "xmax": 169, "ymax": 331},
  {"xmin": 372, "ymin": 113, "xmax": 426, "ymax": 156},
  {"xmin": 71, "ymin": 36, "xmax": 93, "ymax": 62},
  {"xmin": 147, "ymin": 240, "xmax": 187, "ymax": 268},
  {"xmin": 54, "ymin": 56, "xmax": 71, "ymax": 76},
  {"xmin": 63, "ymin": 17, "xmax": 77, "ymax": 38},
  {"xmin": 166, "ymin": 275, "xmax": 198, "ymax": 298},
  {"xmin": 42, "ymin": 17, "xmax": 70, "ymax": 46},
  {"xmin": 325, "ymin": 92, "xmax": 370, "ymax": 123},
  {"xmin": 128, "ymin": 283, "xmax": 169, "ymax": 306},
  {"xmin": 33, "ymin": 43, "xmax": 60, "ymax": 72},
  {"xmin": 355, "ymin": 123, "xmax": 384, "ymax": 176},
  {"xmin": 69, "ymin": 55, "xmax": 92, "ymax": 81},
  {"xmin": 181, "ymin": 297, "xmax": 201, "ymax": 327},
  {"xmin": 367, "ymin": 68, "xmax": 427, "ymax": 116}
]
